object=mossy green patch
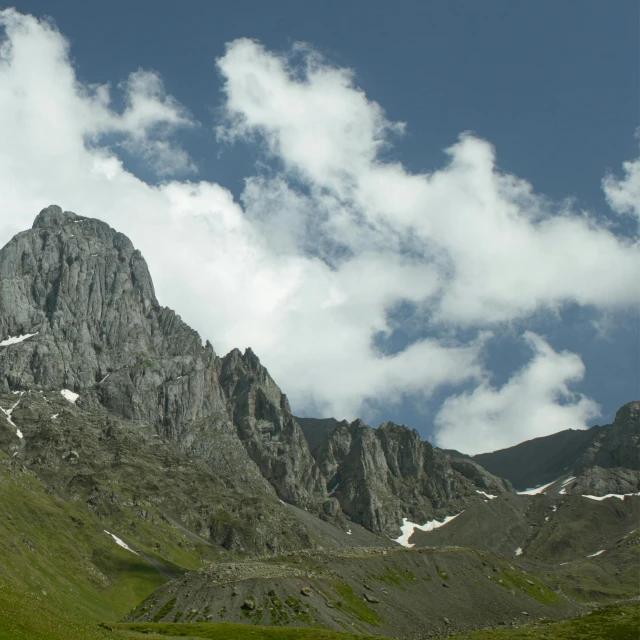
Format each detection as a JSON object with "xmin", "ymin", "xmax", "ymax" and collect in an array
[
  {"xmin": 0, "ymin": 465, "xmax": 175, "ymax": 625},
  {"xmin": 373, "ymin": 567, "xmax": 418, "ymax": 589},
  {"xmin": 403, "ymin": 569, "xmax": 417, "ymax": 584},
  {"xmin": 268, "ymin": 595, "xmax": 291, "ymax": 626},
  {"xmin": 152, "ymin": 596, "xmax": 177, "ymax": 622},
  {"xmin": 0, "ymin": 584, "xmax": 140, "ymax": 640},
  {"xmin": 489, "ymin": 571, "xmax": 559, "ymax": 605},
  {"xmin": 331, "ymin": 581, "xmax": 383, "ymax": 627},
  {"xmin": 372, "ymin": 569, "xmax": 403, "ymax": 587}
]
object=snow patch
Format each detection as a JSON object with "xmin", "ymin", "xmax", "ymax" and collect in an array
[
  {"xmin": 51, "ymin": 414, "xmax": 59, "ymax": 420},
  {"xmin": 561, "ymin": 476, "xmax": 576, "ymax": 486},
  {"xmin": 516, "ymin": 480, "xmax": 556, "ymax": 496},
  {"xmin": 0, "ymin": 393, "xmax": 24, "ymax": 428},
  {"xmin": 99, "ymin": 374, "xmax": 110, "ymax": 384},
  {"xmin": 346, "ymin": 529, "xmax": 352, "ymax": 535},
  {"xmin": 328, "ymin": 483, "xmax": 340, "ymax": 496},
  {"xmin": 279, "ymin": 499, "xmax": 286, "ymax": 506},
  {"xmin": 514, "ymin": 547, "xmax": 523, "ymax": 556},
  {"xmin": 587, "ymin": 549, "xmax": 605, "ymax": 557},
  {"xmin": 552, "ymin": 505, "xmax": 557, "ymax": 512},
  {"xmin": 104, "ymin": 530, "xmax": 138, "ymax": 555},
  {"xmin": 582, "ymin": 493, "xmax": 640, "ymax": 501},
  {"xmin": 0, "ymin": 332, "xmax": 38, "ymax": 347},
  {"xmin": 61, "ymin": 389, "xmax": 79, "ymax": 404},
  {"xmin": 394, "ymin": 512, "xmax": 464, "ymax": 548},
  {"xmin": 476, "ymin": 490, "xmax": 497, "ymax": 500},
  {"xmin": 15, "ymin": 429, "xmax": 23, "ymax": 439}
]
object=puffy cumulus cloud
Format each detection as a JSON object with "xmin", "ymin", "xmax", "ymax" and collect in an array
[
  {"xmin": 603, "ymin": 150, "xmax": 640, "ymax": 228},
  {"xmin": 0, "ymin": 11, "xmax": 632, "ymax": 444},
  {"xmin": 217, "ymin": 39, "xmax": 640, "ymax": 326},
  {"xmin": 433, "ymin": 333, "xmax": 601, "ymax": 455}
]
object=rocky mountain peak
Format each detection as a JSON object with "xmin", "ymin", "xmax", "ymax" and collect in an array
[
  {"xmin": 32, "ymin": 204, "xmax": 83, "ymax": 228},
  {"xmin": 1, "ymin": 206, "xmax": 326, "ymax": 510}
]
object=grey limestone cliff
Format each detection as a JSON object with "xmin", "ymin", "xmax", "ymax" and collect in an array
[
  {"xmin": 0, "ymin": 206, "xmax": 323, "ymax": 506},
  {"xmin": 219, "ymin": 347, "xmax": 327, "ymax": 506},
  {"xmin": 313, "ymin": 418, "xmax": 513, "ymax": 534},
  {"xmin": 569, "ymin": 401, "xmax": 640, "ymax": 496}
]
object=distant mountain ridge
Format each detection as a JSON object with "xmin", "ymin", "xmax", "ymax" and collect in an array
[
  {"xmin": 472, "ymin": 402, "xmax": 639, "ymax": 494},
  {"xmin": 298, "ymin": 406, "xmax": 640, "ymax": 497}
]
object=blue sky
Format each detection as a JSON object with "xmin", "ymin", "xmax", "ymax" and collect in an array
[{"xmin": 0, "ymin": 2, "xmax": 638, "ymax": 453}]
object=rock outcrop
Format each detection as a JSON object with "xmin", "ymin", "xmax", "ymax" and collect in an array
[
  {"xmin": 569, "ymin": 401, "xmax": 640, "ymax": 495},
  {"xmin": 219, "ymin": 348, "xmax": 326, "ymax": 506},
  {"xmin": 313, "ymin": 419, "xmax": 512, "ymax": 534}
]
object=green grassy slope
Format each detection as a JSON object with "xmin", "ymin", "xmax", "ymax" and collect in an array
[
  {"xmin": 0, "ymin": 451, "xmax": 177, "ymax": 626},
  {"xmin": 116, "ymin": 622, "xmax": 379, "ymax": 640},
  {"xmin": 448, "ymin": 604, "xmax": 639, "ymax": 640}
]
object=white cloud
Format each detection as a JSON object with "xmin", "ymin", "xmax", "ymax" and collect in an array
[
  {"xmin": 217, "ymin": 39, "xmax": 640, "ymax": 326},
  {"xmin": 603, "ymin": 151, "xmax": 640, "ymax": 228},
  {"xmin": 0, "ymin": 11, "xmax": 634, "ymax": 445},
  {"xmin": 433, "ymin": 333, "xmax": 601, "ymax": 455}
]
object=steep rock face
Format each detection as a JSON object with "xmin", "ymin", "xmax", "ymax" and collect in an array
[
  {"xmin": 314, "ymin": 419, "xmax": 513, "ymax": 534},
  {"xmin": 0, "ymin": 387, "xmax": 312, "ymax": 556},
  {"xmin": 574, "ymin": 401, "xmax": 640, "ymax": 474},
  {"xmin": 0, "ymin": 206, "xmax": 229, "ymax": 441},
  {"xmin": 569, "ymin": 401, "xmax": 640, "ymax": 495},
  {"xmin": 0, "ymin": 206, "xmax": 322, "ymax": 504},
  {"xmin": 0, "ymin": 206, "xmax": 329, "ymax": 511},
  {"xmin": 219, "ymin": 348, "xmax": 326, "ymax": 506},
  {"xmin": 0, "ymin": 206, "xmax": 514, "ymax": 536}
]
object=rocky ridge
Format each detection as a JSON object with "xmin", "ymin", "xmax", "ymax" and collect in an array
[
  {"xmin": 0, "ymin": 205, "xmax": 514, "ymax": 538},
  {"xmin": 472, "ymin": 401, "xmax": 640, "ymax": 495}
]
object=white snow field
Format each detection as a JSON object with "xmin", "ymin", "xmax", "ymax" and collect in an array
[
  {"xmin": 61, "ymin": 389, "xmax": 79, "ymax": 403},
  {"xmin": 104, "ymin": 530, "xmax": 138, "ymax": 555},
  {"xmin": 394, "ymin": 512, "xmax": 464, "ymax": 548},
  {"xmin": 516, "ymin": 480, "xmax": 556, "ymax": 496},
  {"xmin": 0, "ymin": 332, "xmax": 38, "ymax": 347}
]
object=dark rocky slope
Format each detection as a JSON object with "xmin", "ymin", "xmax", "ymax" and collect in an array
[
  {"xmin": 0, "ymin": 206, "xmax": 326, "ymax": 512},
  {"xmin": 127, "ymin": 546, "xmax": 581, "ymax": 638}
]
